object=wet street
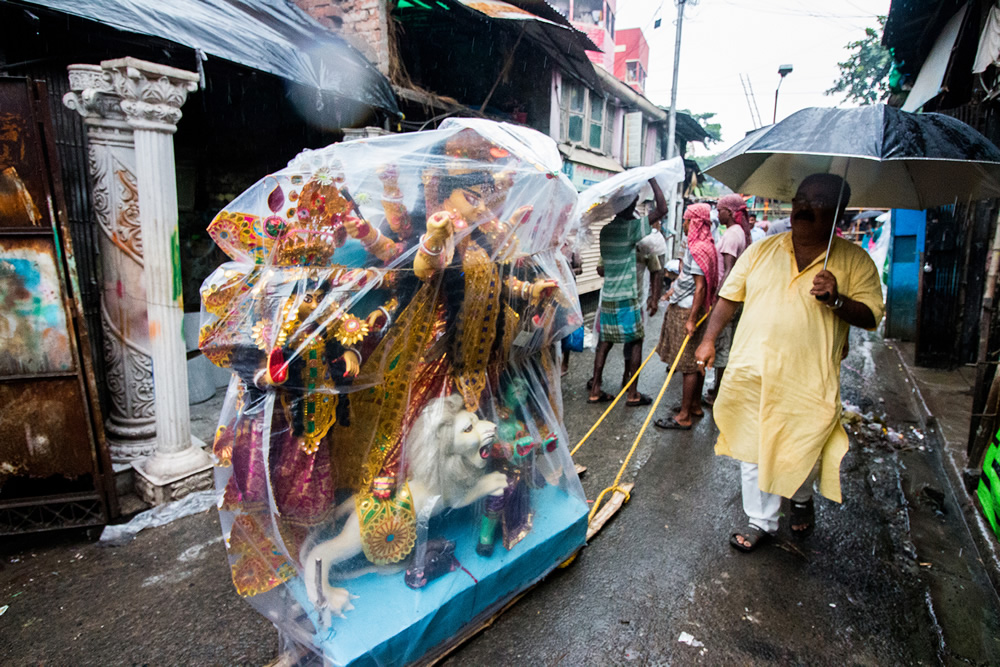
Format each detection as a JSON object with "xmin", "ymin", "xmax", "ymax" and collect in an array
[
  {"xmin": 444, "ymin": 314, "xmax": 1000, "ymax": 665},
  {"xmin": 3, "ymin": 311, "xmax": 1000, "ymax": 665}
]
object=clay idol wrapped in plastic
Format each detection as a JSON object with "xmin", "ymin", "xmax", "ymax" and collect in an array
[{"xmin": 199, "ymin": 119, "xmax": 589, "ymax": 664}]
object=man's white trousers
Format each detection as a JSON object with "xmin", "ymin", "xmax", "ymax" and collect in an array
[{"xmin": 740, "ymin": 461, "xmax": 819, "ymax": 533}]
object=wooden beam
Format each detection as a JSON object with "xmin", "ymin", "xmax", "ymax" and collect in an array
[{"xmin": 586, "ymin": 482, "xmax": 634, "ymax": 541}]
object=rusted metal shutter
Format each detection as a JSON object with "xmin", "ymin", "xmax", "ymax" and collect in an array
[
  {"xmin": 0, "ymin": 77, "xmax": 116, "ymax": 533},
  {"xmin": 8, "ymin": 60, "xmax": 110, "ymax": 416}
]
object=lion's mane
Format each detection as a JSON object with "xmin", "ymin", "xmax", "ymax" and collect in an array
[{"xmin": 405, "ymin": 394, "xmax": 482, "ymax": 506}]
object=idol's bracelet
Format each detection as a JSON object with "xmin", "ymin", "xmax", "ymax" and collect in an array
[
  {"xmin": 419, "ymin": 233, "xmax": 446, "ymax": 256},
  {"xmin": 825, "ymin": 294, "xmax": 845, "ymax": 310}
]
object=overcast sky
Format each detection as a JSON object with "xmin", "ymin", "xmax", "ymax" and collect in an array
[{"xmin": 614, "ymin": 0, "xmax": 892, "ymax": 154}]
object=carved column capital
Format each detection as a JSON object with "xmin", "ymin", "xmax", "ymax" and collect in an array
[
  {"xmin": 101, "ymin": 57, "xmax": 199, "ymax": 133},
  {"xmin": 63, "ymin": 64, "xmax": 127, "ymax": 124}
]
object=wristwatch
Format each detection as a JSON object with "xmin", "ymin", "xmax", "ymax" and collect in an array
[{"xmin": 825, "ymin": 294, "xmax": 845, "ymax": 310}]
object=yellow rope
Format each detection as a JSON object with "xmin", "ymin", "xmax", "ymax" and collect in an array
[
  {"xmin": 585, "ymin": 311, "xmax": 710, "ymax": 524},
  {"xmin": 570, "ymin": 349, "xmax": 658, "ymax": 457}
]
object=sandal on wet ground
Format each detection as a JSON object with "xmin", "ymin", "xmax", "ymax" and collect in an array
[
  {"xmin": 653, "ymin": 416, "xmax": 692, "ymax": 430},
  {"xmin": 588, "ymin": 391, "xmax": 615, "ymax": 404},
  {"xmin": 626, "ymin": 393, "xmax": 653, "ymax": 407},
  {"xmin": 790, "ymin": 497, "xmax": 815, "ymax": 538},
  {"xmin": 730, "ymin": 524, "xmax": 772, "ymax": 552},
  {"xmin": 670, "ymin": 404, "xmax": 705, "ymax": 417}
]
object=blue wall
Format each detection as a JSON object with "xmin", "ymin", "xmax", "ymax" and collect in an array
[{"xmin": 885, "ymin": 209, "xmax": 926, "ymax": 340}]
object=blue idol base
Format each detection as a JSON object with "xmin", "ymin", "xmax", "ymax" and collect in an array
[{"xmin": 311, "ymin": 485, "xmax": 588, "ymax": 666}]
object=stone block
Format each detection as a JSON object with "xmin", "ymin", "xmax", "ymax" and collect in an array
[{"xmin": 134, "ymin": 465, "xmax": 214, "ymax": 506}]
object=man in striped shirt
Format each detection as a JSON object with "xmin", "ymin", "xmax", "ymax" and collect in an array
[{"xmin": 588, "ymin": 178, "xmax": 668, "ymax": 406}]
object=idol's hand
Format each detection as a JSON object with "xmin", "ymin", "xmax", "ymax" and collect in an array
[
  {"xmin": 343, "ymin": 349, "xmax": 360, "ymax": 378},
  {"xmin": 530, "ymin": 279, "xmax": 559, "ymax": 302},
  {"xmin": 343, "ymin": 215, "xmax": 368, "ymax": 240},
  {"xmin": 425, "ymin": 211, "xmax": 456, "ymax": 244},
  {"xmin": 507, "ymin": 205, "xmax": 532, "ymax": 228}
]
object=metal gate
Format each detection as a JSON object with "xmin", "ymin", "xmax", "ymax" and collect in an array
[
  {"xmin": 916, "ymin": 201, "xmax": 995, "ymax": 367},
  {"xmin": 0, "ymin": 77, "xmax": 117, "ymax": 533}
]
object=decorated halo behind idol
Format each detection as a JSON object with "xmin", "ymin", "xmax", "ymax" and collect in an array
[{"xmin": 199, "ymin": 119, "xmax": 589, "ymax": 664}]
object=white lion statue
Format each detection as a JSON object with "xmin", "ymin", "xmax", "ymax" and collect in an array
[{"xmin": 302, "ymin": 394, "xmax": 508, "ymax": 621}]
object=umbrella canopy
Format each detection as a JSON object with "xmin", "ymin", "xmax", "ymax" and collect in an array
[
  {"xmin": 852, "ymin": 210, "xmax": 885, "ymax": 222},
  {"xmin": 706, "ymin": 105, "xmax": 1000, "ymax": 209}
]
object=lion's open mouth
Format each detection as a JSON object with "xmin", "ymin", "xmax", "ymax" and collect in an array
[{"xmin": 479, "ymin": 428, "xmax": 496, "ymax": 457}]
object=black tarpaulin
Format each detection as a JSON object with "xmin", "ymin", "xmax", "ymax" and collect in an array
[{"xmin": 19, "ymin": 0, "xmax": 399, "ymax": 115}]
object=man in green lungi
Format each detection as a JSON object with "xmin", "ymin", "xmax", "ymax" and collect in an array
[{"xmin": 587, "ymin": 178, "xmax": 668, "ymax": 406}]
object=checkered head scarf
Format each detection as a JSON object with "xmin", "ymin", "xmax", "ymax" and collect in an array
[
  {"xmin": 683, "ymin": 203, "xmax": 719, "ymax": 308},
  {"xmin": 718, "ymin": 194, "xmax": 749, "ymax": 227},
  {"xmin": 718, "ymin": 193, "xmax": 752, "ymax": 248}
]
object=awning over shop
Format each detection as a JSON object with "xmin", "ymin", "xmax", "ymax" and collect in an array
[
  {"xmin": 455, "ymin": 0, "xmax": 598, "ymax": 51},
  {"xmin": 559, "ymin": 145, "xmax": 624, "ymax": 173},
  {"xmin": 445, "ymin": 0, "xmax": 602, "ymax": 89},
  {"xmin": 902, "ymin": 3, "xmax": 968, "ymax": 112},
  {"xmin": 558, "ymin": 146, "xmax": 621, "ymax": 194},
  {"xmin": 18, "ymin": 0, "xmax": 399, "ymax": 115}
]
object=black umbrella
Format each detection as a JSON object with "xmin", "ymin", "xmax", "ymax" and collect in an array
[{"xmin": 706, "ymin": 105, "xmax": 1000, "ymax": 210}]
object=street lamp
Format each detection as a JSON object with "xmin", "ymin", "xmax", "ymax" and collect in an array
[{"xmin": 773, "ymin": 63, "xmax": 793, "ymax": 124}]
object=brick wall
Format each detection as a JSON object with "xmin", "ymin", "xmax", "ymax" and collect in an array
[{"xmin": 294, "ymin": 0, "xmax": 391, "ymax": 75}]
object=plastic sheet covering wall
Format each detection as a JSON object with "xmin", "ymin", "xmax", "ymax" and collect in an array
[
  {"xmin": 199, "ymin": 119, "xmax": 588, "ymax": 665},
  {"xmin": 20, "ymin": 0, "xmax": 399, "ymax": 115}
]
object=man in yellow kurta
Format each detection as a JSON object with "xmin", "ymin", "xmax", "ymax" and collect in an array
[{"xmin": 694, "ymin": 174, "xmax": 884, "ymax": 551}]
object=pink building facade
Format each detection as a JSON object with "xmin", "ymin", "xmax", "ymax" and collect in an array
[
  {"xmin": 614, "ymin": 27, "xmax": 649, "ymax": 94},
  {"xmin": 550, "ymin": 0, "xmax": 617, "ymax": 71}
]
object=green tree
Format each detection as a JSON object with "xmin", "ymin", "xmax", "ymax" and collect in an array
[
  {"xmin": 688, "ymin": 154, "xmax": 730, "ymax": 197},
  {"xmin": 826, "ymin": 16, "xmax": 893, "ymax": 105},
  {"xmin": 681, "ymin": 110, "xmax": 722, "ymax": 142}
]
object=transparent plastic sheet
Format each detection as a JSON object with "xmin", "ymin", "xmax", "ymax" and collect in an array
[
  {"xmin": 98, "ymin": 489, "xmax": 218, "ymax": 547},
  {"xmin": 573, "ymin": 157, "xmax": 685, "ymax": 247},
  {"xmin": 24, "ymin": 0, "xmax": 398, "ymax": 114},
  {"xmin": 199, "ymin": 120, "xmax": 588, "ymax": 666}
]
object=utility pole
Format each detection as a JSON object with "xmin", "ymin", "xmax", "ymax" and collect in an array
[
  {"xmin": 665, "ymin": 0, "xmax": 685, "ymax": 163},
  {"xmin": 665, "ymin": 0, "xmax": 688, "ymax": 249}
]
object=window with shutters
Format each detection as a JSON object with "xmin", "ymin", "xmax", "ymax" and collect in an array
[
  {"xmin": 563, "ymin": 80, "xmax": 585, "ymax": 143},
  {"xmin": 604, "ymin": 103, "xmax": 615, "ymax": 154},
  {"xmin": 625, "ymin": 61, "xmax": 646, "ymax": 91},
  {"xmin": 562, "ymin": 80, "xmax": 613, "ymax": 154},
  {"xmin": 589, "ymin": 94, "xmax": 604, "ymax": 150}
]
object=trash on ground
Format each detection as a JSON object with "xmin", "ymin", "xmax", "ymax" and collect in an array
[
  {"xmin": 677, "ymin": 632, "xmax": 704, "ymax": 648},
  {"xmin": 885, "ymin": 428, "xmax": 906, "ymax": 445},
  {"xmin": 98, "ymin": 490, "xmax": 218, "ymax": 546},
  {"xmin": 0, "ymin": 605, "xmax": 8, "ymax": 616}
]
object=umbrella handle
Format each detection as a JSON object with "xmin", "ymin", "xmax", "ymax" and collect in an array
[{"xmin": 815, "ymin": 160, "xmax": 850, "ymax": 301}]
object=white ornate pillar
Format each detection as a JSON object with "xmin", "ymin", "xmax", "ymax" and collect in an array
[
  {"xmin": 63, "ymin": 64, "xmax": 157, "ymax": 465},
  {"xmin": 102, "ymin": 57, "xmax": 212, "ymax": 503}
]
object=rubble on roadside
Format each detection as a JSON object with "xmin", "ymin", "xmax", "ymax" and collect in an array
[{"xmin": 842, "ymin": 401, "xmax": 927, "ymax": 452}]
